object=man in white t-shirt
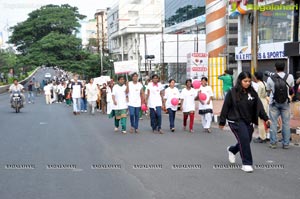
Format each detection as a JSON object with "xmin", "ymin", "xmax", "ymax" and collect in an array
[
  {"xmin": 9, "ymin": 79, "xmax": 25, "ymax": 105},
  {"xmin": 85, "ymin": 78, "xmax": 98, "ymax": 115},
  {"xmin": 126, "ymin": 73, "xmax": 144, "ymax": 133},
  {"xmin": 111, "ymin": 76, "xmax": 128, "ymax": 134},
  {"xmin": 146, "ymin": 74, "xmax": 164, "ymax": 134},
  {"xmin": 43, "ymin": 83, "xmax": 52, "ymax": 104},
  {"xmin": 71, "ymin": 76, "xmax": 83, "ymax": 115}
]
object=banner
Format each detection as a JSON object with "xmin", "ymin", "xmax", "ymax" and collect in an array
[
  {"xmin": 113, "ymin": 60, "xmax": 139, "ymax": 74},
  {"xmin": 186, "ymin": 52, "xmax": 209, "ymax": 80}
]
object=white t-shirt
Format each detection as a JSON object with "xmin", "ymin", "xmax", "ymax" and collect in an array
[
  {"xmin": 71, "ymin": 82, "xmax": 82, "ymax": 98},
  {"xmin": 180, "ymin": 88, "xmax": 197, "ymax": 112},
  {"xmin": 9, "ymin": 84, "xmax": 24, "ymax": 92},
  {"xmin": 164, "ymin": 87, "xmax": 180, "ymax": 111},
  {"xmin": 85, "ymin": 83, "xmax": 98, "ymax": 102},
  {"xmin": 44, "ymin": 85, "xmax": 52, "ymax": 95},
  {"xmin": 57, "ymin": 85, "xmax": 65, "ymax": 95},
  {"xmin": 127, "ymin": 81, "xmax": 143, "ymax": 107},
  {"xmin": 147, "ymin": 82, "xmax": 163, "ymax": 108},
  {"xmin": 198, "ymin": 85, "xmax": 214, "ymax": 110},
  {"xmin": 112, "ymin": 84, "xmax": 127, "ymax": 110}
]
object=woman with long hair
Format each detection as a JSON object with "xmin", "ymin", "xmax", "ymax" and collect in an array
[{"xmin": 219, "ymin": 71, "xmax": 271, "ymax": 173}]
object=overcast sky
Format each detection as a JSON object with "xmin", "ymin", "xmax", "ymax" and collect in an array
[{"xmin": 0, "ymin": 0, "xmax": 117, "ymax": 43}]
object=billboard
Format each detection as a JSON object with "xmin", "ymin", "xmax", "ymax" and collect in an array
[{"xmin": 186, "ymin": 52, "xmax": 208, "ymax": 80}]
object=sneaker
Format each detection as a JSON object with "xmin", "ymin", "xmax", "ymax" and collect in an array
[
  {"xmin": 253, "ymin": 137, "xmax": 267, "ymax": 143},
  {"xmin": 207, "ymin": 128, "xmax": 212, "ymax": 133},
  {"xmin": 130, "ymin": 127, "xmax": 134, "ymax": 133},
  {"xmin": 227, "ymin": 146, "xmax": 236, "ymax": 164},
  {"xmin": 282, "ymin": 145, "xmax": 289, "ymax": 149},
  {"xmin": 189, "ymin": 129, "xmax": 194, "ymax": 133},
  {"xmin": 241, "ymin": 165, "xmax": 254, "ymax": 173},
  {"xmin": 269, "ymin": 143, "xmax": 277, "ymax": 149},
  {"xmin": 122, "ymin": 131, "xmax": 127, "ymax": 134},
  {"xmin": 158, "ymin": 129, "xmax": 164, "ymax": 134},
  {"xmin": 114, "ymin": 127, "xmax": 118, "ymax": 132},
  {"xmin": 135, "ymin": 129, "xmax": 139, "ymax": 133},
  {"xmin": 84, "ymin": 110, "xmax": 87, "ymax": 113},
  {"xmin": 171, "ymin": 128, "xmax": 175, "ymax": 132}
]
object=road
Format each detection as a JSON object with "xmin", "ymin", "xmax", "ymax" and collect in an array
[{"xmin": 0, "ymin": 69, "xmax": 299, "ymax": 199}]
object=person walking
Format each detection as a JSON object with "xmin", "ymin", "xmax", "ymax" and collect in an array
[
  {"xmin": 85, "ymin": 78, "xmax": 98, "ymax": 115},
  {"xmin": 43, "ymin": 83, "xmax": 52, "ymax": 105},
  {"xmin": 106, "ymin": 81, "xmax": 114, "ymax": 115},
  {"xmin": 71, "ymin": 76, "xmax": 83, "ymax": 115},
  {"xmin": 219, "ymin": 71, "xmax": 270, "ymax": 173},
  {"xmin": 80, "ymin": 80, "xmax": 87, "ymax": 112},
  {"xmin": 198, "ymin": 77, "xmax": 214, "ymax": 133},
  {"xmin": 180, "ymin": 79, "xmax": 197, "ymax": 133},
  {"xmin": 101, "ymin": 83, "xmax": 108, "ymax": 114},
  {"xmin": 126, "ymin": 73, "xmax": 144, "ymax": 133},
  {"xmin": 253, "ymin": 72, "xmax": 270, "ymax": 143},
  {"xmin": 57, "ymin": 82, "xmax": 65, "ymax": 103},
  {"xmin": 146, "ymin": 74, "xmax": 164, "ymax": 134},
  {"xmin": 163, "ymin": 79, "xmax": 180, "ymax": 132},
  {"xmin": 27, "ymin": 80, "xmax": 35, "ymax": 104},
  {"xmin": 65, "ymin": 83, "xmax": 72, "ymax": 106},
  {"xmin": 266, "ymin": 62, "xmax": 294, "ymax": 149},
  {"xmin": 218, "ymin": 69, "xmax": 233, "ymax": 98},
  {"xmin": 111, "ymin": 76, "xmax": 128, "ymax": 134}
]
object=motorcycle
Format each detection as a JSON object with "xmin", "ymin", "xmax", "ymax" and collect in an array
[{"xmin": 11, "ymin": 91, "xmax": 23, "ymax": 113}]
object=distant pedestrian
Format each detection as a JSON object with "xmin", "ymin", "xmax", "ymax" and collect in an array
[
  {"xmin": 80, "ymin": 80, "xmax": 87, "ymax": 112},
  {"xmin": 198, "ymin": 77, "xmax": 214, "ymax": 133},
  {"xmin": 219, "ymin": 71, "xmax": 270, "ymax": 173},
  {"xmin": 65, "ymin": 83, "xmax": 72, "ymax": 106},
  {"xmin": 266, "ymin": 62, "xmax": 294, "ymax": 149},
  {"xmin": 71, "ymin": 76, "xmax": 83, "ymax": 115},
  {"xmin": 253, "ymin": 72, "xmax": 269, "ymax": 143},
  {"xmin": 86, "ymin": 78, "xmax": 98, "ymax": 115},
  {"xmin": 101, "ymin": 83, "xmax": 107, "ymax": 114},
  {"xmin": 218, "ymin": 69, "xmax": 233, "ymax": 98},
  {"xmin": 43, "ymin": 83, "xmax": 52, "ymax": 105},
  {"xmin": 164, "ymin": 79, "xmax": 180, "ymax": 132},
  {"xmin": 57, "ymin": 82, "xmax": 65, "ymax": 103},
  {"xmin": 126, "ymin": 73, "xmax": 144, "ymax": 133},
  {"xmin": 180, "ymin": 79, "xmax": 197, "ymax": 133},
  {"xmin": 146, "ymin": 74, "xmax": 164, "ymax": 134},
  {"xmin": 106, "ymin": 81, "xmax": 114, "ymax": 115},
  {"xmin": 27, "ymin": 80, "xmax": 35, "ymax": 104},
  {"xmin": 110, "ymin": 76, "xmax": 128, "ymax": 134}
]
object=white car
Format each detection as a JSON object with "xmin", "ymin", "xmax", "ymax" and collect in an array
[{"xmin": 45, "ymin": 73, "xmax": 51, "ymax": 78}]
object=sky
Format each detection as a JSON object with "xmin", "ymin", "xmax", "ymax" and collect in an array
[{"xmin": 0, "ymin": 0, "xmax": 117, "ymax": 44}]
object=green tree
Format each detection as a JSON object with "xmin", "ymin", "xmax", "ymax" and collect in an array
[{"xmin": 8, "ymin": 4, "xmax": 91, "ymax": 75}]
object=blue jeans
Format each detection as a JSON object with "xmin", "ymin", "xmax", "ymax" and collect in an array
[
  {"xmin": 27, "ymin": 91, "xmax": 34, "ymax": 103},
  {"xmin": 80, "ymin": 98, "xmax": 87, "ymax": 111},
  {"xmin": 73, "ymin": 98, "xmax": 81, "ymax": 112},
  {"xmin": 128, "ymin": 106, "xmax": 141, "ymax": 130},
  {"xmin": 150, "ymin": 107, "xmax": 162, "ymax": 131},
  {"xmin": 167, "ymin": 108, "xmax": 176, "ymax": 129},
  {"xmin": 269, "ymin": 102, "xmax": 291, "ymax": 146}
]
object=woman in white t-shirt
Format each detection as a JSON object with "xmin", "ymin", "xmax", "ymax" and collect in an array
[
  {"xmin": 126, "ymin": 73, "xmax": 144, "ymax": 133},
  {"xmin": 180, "ymin": 79, "xmax": 197, "ymax": 133},
  {"xmin": 111, "ymin": 76, "xmax": 128, "ymax": 134},
  {"xmin": 85, "ymin": 78, "xmax": 98, "ymax": 115},
  {"xmin": 164, "ymin": 79, "xmax": 180, "ymax": 132},
  {"xmin": 198, "ymin": 77, "xmax": 214, "ymax": 133}
]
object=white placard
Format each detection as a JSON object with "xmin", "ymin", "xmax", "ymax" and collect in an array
[{"xmin": 114, "ymin": 60, "xmax": 139, "ymax": 74}]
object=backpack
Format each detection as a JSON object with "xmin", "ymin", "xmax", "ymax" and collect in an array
[{"xmin": 271, "ymin": 74, "xmax": 289, "ymax": 103}]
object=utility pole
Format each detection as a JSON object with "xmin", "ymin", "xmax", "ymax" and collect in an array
[
  {"xmin": 251, "ymin": 0, "xmax": 258, "ymax": 75},
  {"xmin": 161, "ymin": 26, "xmax": 165, "ymax": 82}
]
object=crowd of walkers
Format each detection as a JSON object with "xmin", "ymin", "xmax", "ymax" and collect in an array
[{"xmin": 24, "ymin": 62, "xmax": 296, "ymax": 173}]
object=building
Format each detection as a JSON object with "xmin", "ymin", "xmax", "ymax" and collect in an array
[
  {"xmin": 80, "ymin": 19, "xmax": 97, "ymax": 50},
  {"xmin": 95, "ymin": 9, "xmax": 109, "ymax": 55},
  {"xmin": 107, "ymin": 0, "xmax": 164, "ymax": 62},
  {"xmin": 231, "ymin": 0, "xmax": 296, "ymax": 76}
]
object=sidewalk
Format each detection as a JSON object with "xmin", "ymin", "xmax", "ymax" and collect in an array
[{"xmin": 176, "ymin": 100, "xmax": 300, "ymax": 132}]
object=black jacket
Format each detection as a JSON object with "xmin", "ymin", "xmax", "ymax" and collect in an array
[{"xmin": 219, "ymin": 88, "xmax": 269, "ymax": 126}]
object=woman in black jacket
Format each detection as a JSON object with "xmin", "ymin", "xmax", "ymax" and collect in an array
[{"xmin": 219, "ymin": 71, "xmax": 271, "ymax": 173}]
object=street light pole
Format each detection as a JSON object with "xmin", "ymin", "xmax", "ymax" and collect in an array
[{"xmin": 251, "ymin": 0, "xmax": 258, "ymax": 75}]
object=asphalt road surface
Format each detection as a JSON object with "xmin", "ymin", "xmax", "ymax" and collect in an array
[{"xmin": 0, "ymin": 69, "xmax": 299, "ymax": 199}]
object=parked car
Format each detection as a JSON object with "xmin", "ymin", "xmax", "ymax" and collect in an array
[{"xmin": 45, "ymin": 73, "xmax": 52, "ymax": 79}]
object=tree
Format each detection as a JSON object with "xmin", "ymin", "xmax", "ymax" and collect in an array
[{"xmin": 8, "ymin": 4, "xmax": 92, "ymax": 75}]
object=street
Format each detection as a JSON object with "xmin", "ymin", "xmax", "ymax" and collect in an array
[{"xmin": 0, "ymin": 70, "xmax": 299, "ymax": 199}]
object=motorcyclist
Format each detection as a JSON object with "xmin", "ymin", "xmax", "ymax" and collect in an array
[{"xmin": 9, "ymin": 79, "xmax": 25, "ymax": 106}]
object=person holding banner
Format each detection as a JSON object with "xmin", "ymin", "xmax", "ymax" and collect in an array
[
  {"xmin": 126, "ymin": 73, "xmax": 144, "ymax": 133},
  {"xmin": 110, "ymin": 76, "xmax": 128, "ymax": 134},
  {"xmin": 198, "ymin": 77, "xmax": 214, "ymax": 133},
  {"xmin": 146, "ymin": 74, "xmax": 164, "ymax": 134},
  {"xmin": 164, "ymin": 79, "xmax": 180, "ymax": 132}
]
